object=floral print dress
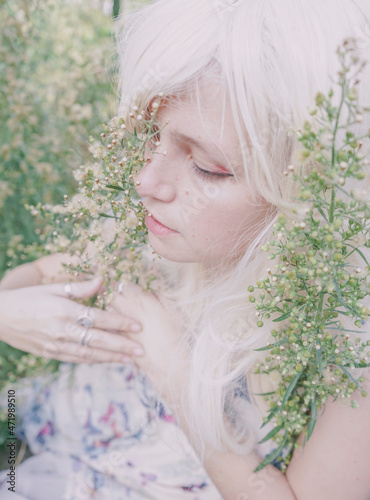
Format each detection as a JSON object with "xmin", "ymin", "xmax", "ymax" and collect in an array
[{"xmin": 0, "ymin": 362, "xmax": 276, "ymax": 500}]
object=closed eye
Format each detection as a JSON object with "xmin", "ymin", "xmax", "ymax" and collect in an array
[{"xmin": 192, "ymin": 163, "xmax": 233, "ymax": 182}]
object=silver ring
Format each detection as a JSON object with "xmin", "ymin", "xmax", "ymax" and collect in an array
[
  {"xmin": 78, "ymin": 327, "xmax": 89, "ymax": 346},
  {"xmin": 77, "ymin": 307, "xmax": 94, "ymax": 328},
  {"xmin": 117, "ymin": 282, "xmax": 125, "ymax": 294},
  {"xmin": 64, "ymin": 283, "xmax": 73, "ymax": 298},
  {"xmin": 84, "ymin": 331, "xmax": 95, "ymax": 347}
]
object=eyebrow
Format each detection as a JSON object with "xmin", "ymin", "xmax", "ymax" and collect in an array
[
  {"xmin": 168, "ymin": 130, "xmax": 242, "ymax": 173},
  {"xmin": 169, "ymin": 131, "xmax": 213, "ymax": 153}
]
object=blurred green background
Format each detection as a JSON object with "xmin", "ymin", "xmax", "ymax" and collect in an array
[{"xmin": 0, "ymin": 0, "xmax": 150, "ymax": 463}]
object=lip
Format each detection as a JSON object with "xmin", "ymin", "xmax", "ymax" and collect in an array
[{"xmin": 145, "ymin": 213, "xmax": 178, "ymax": 237}]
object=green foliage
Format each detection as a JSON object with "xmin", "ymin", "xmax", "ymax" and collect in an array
[
  {"xmin": 36, "ymin": 104, "xmax": 164, "ymax": 309},
  {"xmin": 0, "ymin": 0, "xmax": 115, "ymax": 274},
  {"xmin": 0, "ymin": 0, "xmax": 115, "ymax": 453},
  {"xmin": 251, "ymin": 38, "xmax": 370, "ymax": 472}
]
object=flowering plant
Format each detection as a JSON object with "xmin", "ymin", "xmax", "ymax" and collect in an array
[
  {"xmin": 0, "ymin": 0, "xmax": 114, "ymax": 460},
  {"xmin": 35, "ymin": 101, "xmax": 164, "ymax": 309},
  {"xmin": 24, "ymin": 38, "xmax": 370, "ymax": 473},
  {"xmin": 249, "ymin": 38, "xmax": 370, "ymax": 471}
]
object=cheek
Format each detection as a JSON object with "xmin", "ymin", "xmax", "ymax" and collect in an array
[{"xmin": 196, "ymin": 198, "xmax": 264, "ymax": 246}]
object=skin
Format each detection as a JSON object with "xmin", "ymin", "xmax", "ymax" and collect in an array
[
  {"xmin": 135, "ymin": 81, "xmax": 269, "ymax": 268},
  {"xmin": 0, "ymin": 254, "xmax": 145, "ymax": 363},
  {"xmin": 112, "ymin": 283, "xmax": 370, "ymax": 500},
  {"xmin": 117, "ymin": 80, "xmax": 370, "ymax": 499},
  {"xmin": 0, "ymin": 80, "xmax": 369, "ymax": 498}
]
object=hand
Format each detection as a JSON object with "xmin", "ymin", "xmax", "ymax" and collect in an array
[
  {"xmin": 111, "ymin": 283, "xmax": 187, "ymax": 401},
  {"xmin": 0, "ymin": 278, "xmax": 144, "ymax": 364}
]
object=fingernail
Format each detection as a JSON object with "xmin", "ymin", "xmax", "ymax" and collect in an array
[
  {"xmin": 122, "ymin": 355, "xmax": 132, "ymax": 363},
  {"xmin": 132, "ymin": 347, "xmax": 144, "ymax": 357},
  {"xmin": 130, "ymin": 323, "xmax": 142, "ymax": 332}
]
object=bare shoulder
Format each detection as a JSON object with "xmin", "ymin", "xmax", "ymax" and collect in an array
[{"xmin": 286, "ymin": 371, "xmax": 370, "ymax": 500}]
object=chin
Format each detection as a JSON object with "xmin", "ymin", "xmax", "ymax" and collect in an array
[{"xmin": 148, "ymin": 240, "xmax": 192, "ymax": 263}]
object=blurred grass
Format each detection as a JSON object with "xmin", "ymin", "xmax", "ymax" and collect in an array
[
  {"xmin": 0, "ymin": 0, "xmax": 152, "ymax": 466},
  {"xmin": 0, "ymin": 0, "xmax": 116, "ymax": 274},
  {"xmin": 0, "ymin": 0, "xmax": 117, "ymax": 461}
]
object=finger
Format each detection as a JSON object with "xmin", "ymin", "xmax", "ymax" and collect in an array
[
  {"xmin": 42, "ymin": 340, "xmax": 136, "ymax": 364},
  {"xmin": 117, "ymin": 282, "xmax": 143, "ymax": 296},
  {"xmin": 71, "ymin": 305, "xmax": 142, "ymax": 333},
  {"xmin": 50, "ymin": 355, "xmax": 135, "ymax": 365},
  {"xmin": 63, "ymin": 324, "xmax": 145, "ymax": 356},
  {"xmin": 44, "ymin": 277, "xmax": 104, "ymax": 299}
]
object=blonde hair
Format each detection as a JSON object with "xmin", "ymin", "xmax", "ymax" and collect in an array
[{"xmin": 115, "ymin": 0, "xmax": 370, "ymax": 459}]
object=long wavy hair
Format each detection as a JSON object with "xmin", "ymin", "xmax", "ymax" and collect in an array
[{"xmin": 115, "ymin": 0, "xmax": 370, "ymax": 459}]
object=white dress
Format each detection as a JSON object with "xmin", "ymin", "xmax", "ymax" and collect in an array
[{"xmin": 0, "ymin": 362, "xmax": 278, "ymax": 499}]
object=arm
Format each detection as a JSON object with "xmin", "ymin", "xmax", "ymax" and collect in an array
[
  {"xmin": 111, "ymin": 286, "xmax": 296, "ymax": 499},
  {"xmin": 178, "ymin": 418, "xmax": 297, "ymax": 500},
  {"xmin": 111, "ymin": 287, "xmax": 370, "ymax": 500},
  {"xmin": 176, "ymin": 381, "xmax": 370, "ymax": 500},
  {"xmin": 171, "ymin": 400, "xmax": 297, "ymax": 500},
  {"xmin": 0, "ymin": 254, "xmax": 146, "ymax": 363},
  {"xmin": 0, "ymin": 253, "xmax": 79, "ymax": 290},
  {"xmin": 286, "ymin": 369, "xmax": 370, "ymax": 500}
]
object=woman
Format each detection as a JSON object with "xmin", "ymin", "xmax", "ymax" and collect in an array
[{"xmin": 0, "ymin": 0, "xmax": 369, "ymax": 498}]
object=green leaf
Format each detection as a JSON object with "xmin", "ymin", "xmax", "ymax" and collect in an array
[
  {"xmin": 258, "ymin": 424, "xmax": 284, "ymax": 444},
  {"xmin": 260, "ymin": 404, "xmax": 280, "ymax": 428},
  {"xmin": 105, "ymin": 184, "xmax": 126, "ymax": 191},
  {"xmin": 327, "ymin": 327, "xmax": 367, "ymax": 334},
  {"xmin": 254, "ymin": 433, "xmax": 288, "ymax": 472},
  {"xmin": 280, "ymin": 371, "xmax": 304, "ymax": 411},
  {"xmin": 342, "ymin": 362, "xmax": 370, "ymax": 368},
  {"xmin": 254, "ymin": 391, "xmax": 276, "ymax": 396},
  {"xmin": 316, "ymin": 205, "xmax": 328, "ymax": 223},
  {"xmin": 316, "ymin": 343, "xmax": 322, "ymax": 377},
  {"xmin": 330, "ymin": 309, "xmax": 351, "ymax": 317},
  {"xmin": 305, "ymin": 398, "xmax": 318, "ymax": 444},
  {"xmin": 337, "ymin": 364, "xmax": 364, "ymax": 390},
  {"xmin": 254, "ymin": 338, "xmax": 289, "ymax": 352},
  {"xmin": 351, "ymin": 246, "xmax": 369, "ymax": 266},
  {"xmin": 273, "ymin": 311, "xmax": 292, "ymax": 322},
  {"xmin": 332, "ymin": 277, "xmax": 353, "ymax": 313},
  {"xmin": 98, "ymin": 213, "xmax": 119, "ymax": 219}
]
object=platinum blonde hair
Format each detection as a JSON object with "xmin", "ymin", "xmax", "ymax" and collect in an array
[{"xmin": 115, "ymin": 0, "xmax": 370, "ymax": 459}]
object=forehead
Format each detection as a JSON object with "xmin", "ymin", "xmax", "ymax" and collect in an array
[{"xmin": 156, "ymin": 81, "xmax": 244, "ymax": 173}]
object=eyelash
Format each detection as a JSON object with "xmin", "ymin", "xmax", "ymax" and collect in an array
[
  {"xmin": 150, "ymin": 129, "xmax": 232, "ymax": 181},
  {"xmin": 192, "ymin": 163, "xmax": 232, "ymax": 182}
]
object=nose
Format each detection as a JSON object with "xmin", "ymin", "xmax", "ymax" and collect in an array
[{"xmin": 135, "ymin": 151, "xmax": 176, "ymax": 202}]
